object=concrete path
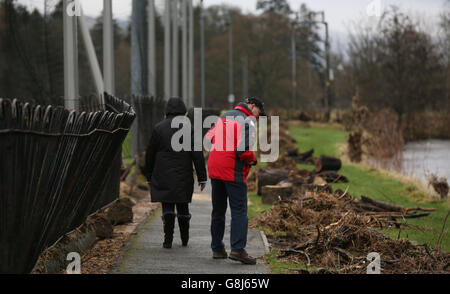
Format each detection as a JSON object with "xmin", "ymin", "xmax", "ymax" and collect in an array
[{"xmin": 111, "ymin": 181, "xmax": 270, "ymax": 274}]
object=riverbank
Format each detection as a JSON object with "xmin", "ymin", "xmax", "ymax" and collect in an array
[{"xmin": 249, "ymin": 121, "xmax": 449, "ymax": 273}]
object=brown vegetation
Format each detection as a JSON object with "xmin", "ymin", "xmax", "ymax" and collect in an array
[{"xmin": 253, "ymin": 191, "xmax": 448, "ymax": 274}]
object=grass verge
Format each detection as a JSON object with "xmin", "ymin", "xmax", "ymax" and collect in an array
[{"xmin": 249, "ymin": 123, "xmax": 450, "ymax": 272}]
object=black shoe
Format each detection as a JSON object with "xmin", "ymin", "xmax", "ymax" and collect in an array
[
  {"xmin": 229, "ymin": 251, "xmax": 257, "ymax": 265},
  {"xmin": 177, "ymin": 214, "xmax": 191, "ymax": 247},
  {"xmin": 162, "ymin": 212, "xmax": 176, "ymax": 249},
  {"xmin": 212, "ymin": 249, "xmax": 228, "ymax": 259}
]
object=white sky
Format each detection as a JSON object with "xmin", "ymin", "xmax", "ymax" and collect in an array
[{"xmin": 18, "ymin": 0, "xmax": 448, "ymax": 48}]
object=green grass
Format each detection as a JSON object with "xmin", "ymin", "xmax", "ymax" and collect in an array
[
  {"xmin": 287, "ymin": 127, "xmax": 348, "ymax": 158},
  {"xmin": 263, "ymin": 250, "xmax": 318, "ymax": 274},
  {"xmin": 248, "ymin": 191, "xmax": 272, "ymax": 220}
]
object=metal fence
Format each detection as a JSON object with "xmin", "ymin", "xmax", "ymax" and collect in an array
[
  {"xmin": 121, "ymin": 95, "xmax": 166, "ymax": 165},
  {"xmin": 0, "ymin": 92, "xmax": 135, "ymax": 274}
]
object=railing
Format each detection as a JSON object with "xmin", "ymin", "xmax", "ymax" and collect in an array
[{"xmin": 0, "ymin": 92, "xmax": 135, "ymax": 274}]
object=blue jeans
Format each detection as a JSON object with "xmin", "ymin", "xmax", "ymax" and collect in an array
[{"xmin": 210, "ymin": 179, "xmax": 248, "ymax": 253}]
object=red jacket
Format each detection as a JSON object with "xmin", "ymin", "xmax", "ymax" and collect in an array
[{"xmin": 206, "ymin": 103, "xmax": 257, "ymax": 183}]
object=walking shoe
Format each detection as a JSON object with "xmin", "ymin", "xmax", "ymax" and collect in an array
[
  {"xmin": 162, "ymin": 212, "xmax": 176, "ymax": 249},
  {"xmin": 177, "ymin": 214, "xmax": 191, "ymax": 247},
  {"xmin": 212, "ymin": 249, "xmax": 228, "ymax": 259},
  {"xmin": 229, "ymin": 251, "xmax": 257, "ymax": 265}
]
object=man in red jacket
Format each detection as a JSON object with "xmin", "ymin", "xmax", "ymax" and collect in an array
[{"xmin": 206, "ymin": 98, "xmax": 266, "ymax": 265}]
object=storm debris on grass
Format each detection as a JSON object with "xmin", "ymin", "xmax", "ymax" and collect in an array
[{"xmin": 252, "ymin": 191, "xmax": 449, "ymax": 274}]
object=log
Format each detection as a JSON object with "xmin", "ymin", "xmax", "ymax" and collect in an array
[
  {"xmin": 261, "ymin": 185, "xmax": 294, "ymax": 205},
  {"xmin": 299, "ymin": 184, "xmax": 333, "ymax": 195},
  {"xmin": 298, "ymin": 149, "xmax": 314, "ymax": 162},
  {"xmin": 282, "ymin": 176, "xmax": 311, "ymax": 188},
  {"xmin": 363, "ymin": 212, "xmax": 431, "ymax": 219},
  {"xmin": 353, "ymin": 202, "xmax": 386, "ymax": 213},
  {"xmin": 89, "ymin": 213, "xmax": 113, "ymax": 239},
  {"xmin": 360, "ymin": 196, "xmax": 404, "ymax": 213},
  {"xmin": 314, "ymin": 155, "xmax": 342, "ymax": 173},
  {"xmin": 106, "ymin": 198, "xmax": 135, "ymax": 225},
  {"xmin": 287, "ymin": 149, "xmax": 300, "ymax": 157},
  {"xmin": 257, "ymin": 169, "xmax": 290, "ymax": 195},
  {"xmin": 316, "ymin": 171, "xmax": 349, "ymax": 183}
]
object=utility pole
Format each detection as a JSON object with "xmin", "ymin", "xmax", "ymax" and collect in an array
[
  {"xmin": 188, "ymin": 0, "xmax": 194, "ymax": 108},
  {"xmin": 63, "ymin": 0, "xmax": 79, "ymax": 111},
  {"xmin": 164, "ymin": 0, "xmax": 171, "ymax": 101},
  {"xmin": 182, "ymin": 0, "xmax": 188, "ymax": 105},
  {"xmin": 200, "ymin": 0, "xmax": 206, "ymax": 108},
  {"xmin": 228, "ymin": 16, "xmax": 234, "ymax": 110},
  {"xmin": 172, "ymin": 0, "xmax": 179, "ymax": 97},
  {"xmin": 308, "ymin": 11, "xmax": 330, "ymax": 109},
  {"xmin": 103, "ymin": 0, "xmax": 114, "ymax": 96},
  {"xmin": 148, "ymin": 0, "xmax": 156, "ymax": 98},
  {"xmin": 324, "ymin": 20, "xmax": 331, "ymax": 109},
  {"xmin": 291, "ymin": 16, "xmax": 297, "ymax": 110},
  {"xmin": 131, "ymin": 0, "xmax": 147, "ymax": 97}
]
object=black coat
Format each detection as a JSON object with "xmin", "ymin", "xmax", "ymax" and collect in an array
[{"xmin": 145, "ymin": 97, "xmax": 207, "ymax": 203}]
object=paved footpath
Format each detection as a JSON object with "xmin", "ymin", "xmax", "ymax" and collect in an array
[{"xmin": 110, "ymin": 181, "xmax": 270, "ymax": 274}]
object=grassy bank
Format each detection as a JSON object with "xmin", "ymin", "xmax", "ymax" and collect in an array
[{"xmin": 250, "ymin": 123, "xmax": 450, "ymax": 273}]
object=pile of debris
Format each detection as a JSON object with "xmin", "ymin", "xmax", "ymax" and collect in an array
[
  {"xmin": 256, "ymin": 148, "xmax": 348, "ymax": 205},
  {"xmin": 253, "ymin": 191, "xmax": 449, "ymax": 274},
  {"xmin": 251, "ymin": 122, "xmax": 449, "ymax": 274}
]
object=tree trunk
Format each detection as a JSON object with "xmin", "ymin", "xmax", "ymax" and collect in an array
[
  {"xmin": 256, "ymin": 169, "xmax": 290, "ymax": 195},
  {"xmin": 314, "ymin": 155, "xmax": 342, "ymax": 173},
  {"xmin": 316, "ymin": 171, "xmax": 348, "ymax": 183},
  {"xmin": 261, "ymin": 185, "xmax": 294, "ymax": 205}
]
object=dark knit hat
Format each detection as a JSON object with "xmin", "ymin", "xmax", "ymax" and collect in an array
[{"xmin": 244, "ymin": 97, "xmax": 266, "ymax": 116}]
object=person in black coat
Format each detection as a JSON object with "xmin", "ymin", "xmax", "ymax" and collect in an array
[{"xmin": 145, "ymin": 97, "xmax": 207, "ymax": 249}]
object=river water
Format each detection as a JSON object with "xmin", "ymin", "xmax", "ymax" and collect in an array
[{"xmin": 401, "ymin": 140, "xmax": 450, "ymax": 183}]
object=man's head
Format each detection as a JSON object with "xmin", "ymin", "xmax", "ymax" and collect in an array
[{"xmin": 244, "ymin": 98, "xmax": 266, "ymax": 119}]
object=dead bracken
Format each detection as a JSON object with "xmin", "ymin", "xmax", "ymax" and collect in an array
[{"xmin": 252, "ymin": 191, "xmax": 450, "ymax": 274}]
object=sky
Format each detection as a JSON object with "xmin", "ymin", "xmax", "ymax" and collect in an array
[{"xmin": 18, "ymin": 0, "xmax": 448, "ymax": 50}]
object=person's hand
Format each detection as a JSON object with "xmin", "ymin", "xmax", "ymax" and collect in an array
[
  {"xmin": 248, "ymin": 161, "xmax": 257, "ymax": 166},
  {"xmin": 199, "ymin": 182, "xmax": 206, "ymax": 192}
]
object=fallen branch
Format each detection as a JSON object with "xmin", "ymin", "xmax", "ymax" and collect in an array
[
  {"xmin": 280, "ymin": 249, "xmax": 311, "ymax": 265},
  {"xmin": 435, "ymin": 210, "xmax": 450, "ymax": 251}
]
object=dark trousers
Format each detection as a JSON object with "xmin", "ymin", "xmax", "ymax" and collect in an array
[
  {"xmin": 210, "ymin": 179, "xmax": 248, "ymax": 253},
  {"xmin": 162, "ymin": 203, "xmax": 190, "ymax": 215}
]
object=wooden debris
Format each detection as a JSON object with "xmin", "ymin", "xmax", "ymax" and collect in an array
[
  {"xmin": 261, "ymin": 185, "xmax": 294, "ymax": 205},
  {"xmin": 89, "ymin": 213, "xmax": 114, "ymax": 239},
  {"xmin": 256, "ymin": 169, "xmax": 290, "ymax": 195},
  {"xmin": 314, "ymin": 155, "xmax": 342, "ymax": 173},
  {"xmin": 316, "ymin": 171, "xmax": 349, "ymax": 183},
  {"xmin": 106, "ymin": 198, "xmax": 135, "ymax": 226}
]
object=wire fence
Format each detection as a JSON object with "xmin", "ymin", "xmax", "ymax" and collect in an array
[
  {"xmin": 130, "ymin": 95, "xmax": 166, "ymax": 158},
  {"xmin": 0, "ymin": 92, "xmax": 135, "ymax": 274}
]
